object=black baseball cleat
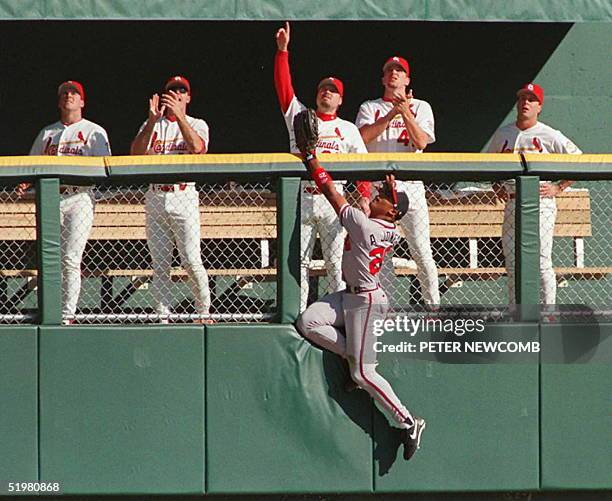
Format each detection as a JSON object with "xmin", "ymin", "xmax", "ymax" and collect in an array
[{"xmin": 401, "ymin": 417, "xmax": 426, "ymax": 461}]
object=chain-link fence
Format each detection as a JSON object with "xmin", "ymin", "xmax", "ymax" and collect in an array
[
  {"xmin": 0, "ymin": 175, "xmax": 608, "ymax": 325},
  {"xmin": 545, "ymin": 180, "xmax": 611, "ymax": 319},
  {"xmin": 60, "ymin": 181, "xmax": 276, "ymax": 324},
  {"xmin": 304, "ymin": 178, "xmax": 611, "ymax": 320},
  {"xmin": 304, "ymin": 180, "xmax": 513, "ymax": 316},
  {"xmin": 0, "ymin": 186, "xmax": 37, "ymax": 323}
]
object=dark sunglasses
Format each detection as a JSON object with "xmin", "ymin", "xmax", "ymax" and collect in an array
[{"xmin": 166, "ymin": 86, "xmax": 188, "ymax": 94}]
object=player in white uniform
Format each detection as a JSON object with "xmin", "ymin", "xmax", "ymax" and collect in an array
[
  {"xmin": 274, "ymin": 22, "xmax": 369, "ymax": 312},
  {"xmin": 21, "ymin": 80, "xmax": 111, "ymax": 324},
  {"xmin": 356, "ymin": 56, "xmax": 440, "ymax": 307},
  {"xmin": 130, "ymin": 76, "xmax": 211, "ymax": 323},
  {"xmin": 487, "ymin": 83, "xmax": 582, "ymax": 306},
  {"xmin": 295, "ymin": 145, "xmax": 426, "ymax": 460}
]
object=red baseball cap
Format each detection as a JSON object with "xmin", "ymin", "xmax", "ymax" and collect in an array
[
  {"xmin": 517, "ymin": 83, "xmax": 544, "ymax": 104},
  {"xmin": 317, "ymin": 77, "xmax": 344, "ymax": 97},
  {"xmin": 57, "ymin": 80, "xmax": 85, "ymax": 101},
  {"xmin": 164, "ymin": 75, "xmax": 191, "ymax": 94},
  {"xmin": 383, "ymin": 56, "xmax": 410, "ymax": 76}
]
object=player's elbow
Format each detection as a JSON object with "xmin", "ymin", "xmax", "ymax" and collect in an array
[
  {"xmin": 413, "ymin": 138, "xmax": 428, "ymax": 150},
  {"xmin": 359, "ymin": 127, "xmax": 374, "ymax": 144}
]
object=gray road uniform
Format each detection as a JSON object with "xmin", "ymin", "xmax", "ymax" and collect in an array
[{"xmin": 297, "ymin": 203, "xmax": 416, "ymax": 430}]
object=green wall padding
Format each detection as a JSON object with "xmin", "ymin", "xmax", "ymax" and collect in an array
[
  {"xmin": 38, "ymin": 326, "xmax": 205, "ymax": 494},
  {"xmin": 206, "ymin": 324, "xmax": 373, "ymax": 494},
  {"xmin": 540, "ymin": 322, "xmax": 612, "ymax": 489},
  {"xmin": 0, "ymin": 327, "xmax": 38, "ymax": 481},
  {"xmin": 1, "ymin": 0, "xmax": 610, "ymax": 21},
  {"xmin": 373, "ymin": 324, "xmax": 540, "ymax": 491}
]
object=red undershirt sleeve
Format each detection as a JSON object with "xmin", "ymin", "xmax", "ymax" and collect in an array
[{"xmin": 274, "ymin": 50, "xmax": 295, "ymax": 113}]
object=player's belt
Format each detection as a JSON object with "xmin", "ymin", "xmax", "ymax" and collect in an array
[
  {"xmin": 346, "ymin": 285, "xmax": 379, "ymax": 294},
  {"xmin": 151, "ymin": 183, "xmax": 188, "ymax": 192}
]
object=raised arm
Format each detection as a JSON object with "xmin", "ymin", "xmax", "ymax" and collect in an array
[
  {"xmin": 130, "ymin": 94, "xmax": 165, "ymax": 155},
  {"xmin": 274, "ymin": 22, "xmax": 295, "ymax": 113}
]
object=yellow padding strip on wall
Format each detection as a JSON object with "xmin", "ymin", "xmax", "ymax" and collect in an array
[
  {"xmin": 106, "ymin": 152, "xmax": 524, "ymax": 167},
  {"xmin": 0, "ymin": 155, "xmax": 104, "ymax": 168},
  {"xmin": 523, "ymin": 154, "xmax": 612, "ymax": 164}
]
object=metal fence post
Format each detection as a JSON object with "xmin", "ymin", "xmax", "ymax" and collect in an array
[
  {"xmin": 276, "ymin": 177, "xmax": 301, "ymax": 324},
  {"xmin": 516, "ymin": 175, "xmax": 540, "ymax": 321},
  {"xmin": 36, "ymin": 178, "xmax": 61, "ymax": 325}
]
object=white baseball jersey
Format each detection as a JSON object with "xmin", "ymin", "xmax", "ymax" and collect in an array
[
  {"xmin": 355, "ymin": 97, "xmax": 435, "ymax": 153},
  {"xmin": 339, "ymin": 204, "xmax": 401, "ymax": 290},
  {"xmin": 487, "ymin": 121, "xmax": 581, "ymax": 156},
  {"xmin": 487, "ymin": 121, "xmax": 582, "ymax": 192},
  {"xmin": 284, "ymin": 96, "xmax": 367, "ymax": 155},
  {"xmin": 138, "ymin": 115, "xmax": 209, "ymax": 155},
  {"xmin": 29, "ymin": 119, "xmax": 111, "ymax": 156}
]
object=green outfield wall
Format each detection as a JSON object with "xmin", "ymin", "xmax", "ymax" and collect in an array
[{"xmin": 1, "ymin": 323, "xmax": 611, "ymax": 494}]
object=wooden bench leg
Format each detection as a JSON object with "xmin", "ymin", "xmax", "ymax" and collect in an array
[
  {"xmin": 469, "ymin": 238, "xmax": 479, "ymax": 269},
  {"xmin": 574, "ymin": 237, "xmax": 585, "ymax": 268},
  {"xmin": 260, "ymin": 239, "xmax": 270, "ymax": 268}
]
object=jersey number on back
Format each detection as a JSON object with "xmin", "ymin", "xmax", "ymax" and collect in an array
[{"xmin": 369, "ymin": 246, "xmax": 390, "ymax": 275}]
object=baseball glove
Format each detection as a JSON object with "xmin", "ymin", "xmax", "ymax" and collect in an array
[{"xmin": 293, "ymin": 108, "xmax": 318, "ymax": 155}]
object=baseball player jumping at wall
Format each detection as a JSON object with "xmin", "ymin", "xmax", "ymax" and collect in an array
[
  {"xmin": 294, "ymin": 110, "xmax": 426, "ymax": 461},
  {"xmin": 19, "ymin": 81, "xmax": 111, "ymax": 325},
  {"xmin": 356, "ymin": 56, "xmax": 440, "ymax": 308},
  {"xmin": 130, "ymin": 76, "xmax": 212, "ymax": 323},
  {"xmin": 487, "ymin": 83, "xmax": 582, "ymax": 306},
  {"xmin": 274, "ymin": 22, "xmax": 369, "ymax": 313}
]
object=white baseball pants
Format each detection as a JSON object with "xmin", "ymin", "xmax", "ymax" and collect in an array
[
  {"xmin": 502, "ymin": 197, "xmax": 557, "ymax": 305},
  {"xmin": 60, "ymin": 191, "xmax": 94, "ymax": 317},
  {"xmin": 382, "ymin": 181, "xmax": 439, "ymax": 306},
  {"xmin": 297, "ymin": 287, "xmax": 415, "ymax": 430},
  {"xmin": 300, "ymin": 189, "xmax": 345, "ymax": 312},
  {"xmin": 145, "ymin": 187, "xmax": 211, "ymax": 316}
]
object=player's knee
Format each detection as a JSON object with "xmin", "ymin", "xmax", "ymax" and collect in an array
[
  {"xmin": 184, "ymin": 262, "xmax": 206, "ymax": 275},
  {"xmin": 350, "ymin": 362, "xmax": 380, "ymax": 388},
  {"xmin": 61, "ymin": 255, "xmax": 81, "ymax": 271},
  {"xmin": 296, "ymin": 312, "xmax": 314, "ymax": 338}
]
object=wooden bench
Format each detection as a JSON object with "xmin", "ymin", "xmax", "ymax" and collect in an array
[{"xmin": 0, "ymin": 188, "xmax": 609, "ymax": 310}]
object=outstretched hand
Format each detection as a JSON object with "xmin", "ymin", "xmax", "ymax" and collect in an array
[
  {"xmin": 148, "ymin": 94, "xmax": 166, "ymax": 123},
  {"xmin": 276, "ymin": 21, "xmax": 290, "ymax": 51}
]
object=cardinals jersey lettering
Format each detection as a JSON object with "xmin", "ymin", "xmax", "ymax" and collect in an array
[
  {"xmin": 487, "ymin": 121, "xmax": 582, "ymax": 155},
  {"xmin": 284, "ymin": 96, "xmax": 367, "ymax": 155},
  {"xmin": 138, "ymin": 115, "xmax": 209, "ymax": 155},
  {"xmin": 356, "ymin": 97, "xmax": 435, "ymax": 153},
  {"xmin": 487, "ymin": 121, "xmax": 582, "ymax": 193},
  {"xmin": 339, "ymin": 204, "xmax": 401, "ymax": 289},
  {"xmin": 29, "ymin": 119, "xmax": 111, "ymax": 156}
]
